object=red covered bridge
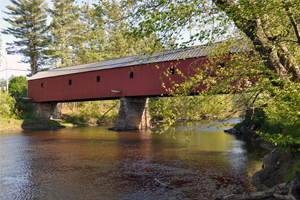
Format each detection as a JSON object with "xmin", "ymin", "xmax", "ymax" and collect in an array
[{"xmin": 27, "ymin": 43, "xmax": 249, "ymax": 130}]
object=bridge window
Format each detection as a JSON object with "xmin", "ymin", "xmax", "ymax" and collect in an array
[
  {"xmin": 170, "ymin": 67, "xmax": 175, "ymax": 75},
  {"xmin": 130, "ymin": 72, "xmax": 134, "ymax": 79},
  {"xmin": 41, "ymin": 83, "xmax": 44, "ymax": 88},
  {"xmin": 97, "ymin": 76, "xmax": 100, "ymax": 82},
  {"xmin": 69, "ymin": 79, "xmax": 72, "ymax": 85}
]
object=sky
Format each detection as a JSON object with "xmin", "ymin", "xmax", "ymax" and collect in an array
[{"xmin": 0, "ymin": 0, "xmax": 30, "ymax": 80}]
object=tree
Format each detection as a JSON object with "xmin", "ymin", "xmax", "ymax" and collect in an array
[
  {"xmin": 126, "ymin": 0, "xmax": 300, "ymax": 82},
  {"xmin": 124, "ymin": 0, "xmax": 300, "ymax": 149},
  {"xmin": 8, "ymin": 76, "xmax": 27, "ymax": 97},
  {"xmin": 0, "ymin": 90, "xmax": 16, "ymax": 118},
  {"xmin": 48, "ymin": 0, "xmax": 80, "ymax": 67},
  {"xmin": 72, "ymin": 3, "xmax": 108, "ymax": 64},
  {"xmin": 2, "ymin": 0, "xmax": 49, "ymax": 75},
  {"xmin": 214, "ymin": 0, "xmax": 300, "ymax": 81},
  {"xmin": 93, "ymin": 0, "xmax": 162, "ymax": 59}
]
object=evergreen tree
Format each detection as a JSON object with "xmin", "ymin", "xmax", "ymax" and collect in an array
[
  {"xmin": 2, "ymin": 0, "xmax": 49, "ymax": 75},
  {"xmin": 94, "ymin": 0, "xmax": 161, "ymax": 59},
  {"xmin": 74, "ymin": 4, "xmax": 108, "ymax": 64},
  {"xmin": 48, "ymin": 0, "xmax": 80, "ymax": 67}
]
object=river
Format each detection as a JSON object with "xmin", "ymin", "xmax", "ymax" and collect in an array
[{"xmin": 0, "ymin": 119, "xmax": 269, "ymax": 199}]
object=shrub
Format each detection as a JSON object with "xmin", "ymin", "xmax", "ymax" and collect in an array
[
  {"xmin": 259, "ymin": 83, "xmax": 300, "ymax": 150},
  {"xmin": 8, "ymin": 76, "xmax": 27, "ymax": 97},
  {"xmin": 0, "ymin": 90, "xmax": 16, "ymax": 118},
  {"xmin": 15, "ymin": 99, "xmax": 35, "ymax": 119}
]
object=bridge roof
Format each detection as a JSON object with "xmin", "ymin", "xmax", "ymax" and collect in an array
[{"xmin": 29, "ymin": 41, "xmax": 249, "ymax": 80}]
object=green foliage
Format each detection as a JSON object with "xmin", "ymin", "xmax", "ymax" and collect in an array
[
  {"xmin": 14, "ymin": 99, "xmax": 34, "ymax": 119},
  {"xmin": 123, "ymin": 0, "xmax": 300, "ymax": 152},
  {"xmin": 150, "ymin": 95, "xmax": 234, "ymax": 121},
  {"xmin": 258, "ymin": 83, "xmax": 300, "ymax": 150},
  {"xmin": 8, "ymin": 76, "xmax": 27, "ymax": 97},
  {"xmin": 149, "ymin": 94, "xmax": 236, "ymax": 134},
  {"xmin": 73, "ymin": 4, "xmax": 107, "ymax": 64},
  {"xmin": 79, "ymin": 101, "xmax": 119, "ymax": 121},
  {"xmin": 63, "ymin": 113, "xmax": 86, "ymax": 125},
  {"xmin": 232, "ymin": 81, "xmax": 300, "ymax": 151},
  {"xmin": 45, "ymin": 120, "xmax": 65, "ymax": 128},
  {"xmin": 62, "ymin": 100, "xmax": 120, "ymax": 125},
  {"xmin": 2, "ymin": 0, "xmax": 49, "ymax": 75},
  {"xmin": 0, "ymin": 90, "xmax": 16, "ymax": 118},
  {"xmin": 48, "ymin": 0, "xmax": 80, "ymax": 67},
  {"xmin": 46, "ymin": 0, "xmax": 161, "ymax": 68},
  {"xmin": 126, "ymin": 0, "xmax": 300, "ymax": 81}
]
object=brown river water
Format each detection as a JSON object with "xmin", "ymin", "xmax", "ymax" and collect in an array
[{"xmin": 0, "ymin": 119, "xmax": 269, "ymax": 200}]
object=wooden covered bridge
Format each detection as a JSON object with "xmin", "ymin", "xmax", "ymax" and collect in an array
[{"xmin": 27, "ymin": 43, "xmax": 249, "ymax": 130}]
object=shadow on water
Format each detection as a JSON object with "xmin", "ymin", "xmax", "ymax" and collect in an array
[{"xmin": 0, "ymin": 120, "xmax": 270, "ymax": 199}]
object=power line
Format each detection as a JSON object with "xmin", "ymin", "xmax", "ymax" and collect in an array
[
  {"xmin": 0, "ymin": 68, "xmax": 28, "ymax": 72},
  {"xmin": 7, "ymin": 68, "xmax": 29, "ymax": 71}
]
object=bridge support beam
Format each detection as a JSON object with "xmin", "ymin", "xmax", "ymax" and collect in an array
[
  {"xmin": 114, "ymin": 97, "xmax": 151, "ymax": 131},
  {"xmin": 33, "ymin": 102, "xmax": 61, "ymax": 119}
]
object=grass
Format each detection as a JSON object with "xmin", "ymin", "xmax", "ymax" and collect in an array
[
  {"xmin": 0, "ymin": 117, "xmax": 89, "ymax": 132},
  {"xmin": 59, "ymin": 122, "xmax": 75, "ymax": 127},
  {"xmin": 0, "ymin": 118, "xmax": 24, "ymax": 132}
]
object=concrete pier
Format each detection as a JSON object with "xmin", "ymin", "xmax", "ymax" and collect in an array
[{"xmin": 114, "ymin": 97, "xmax": 151, "ymax": 131}]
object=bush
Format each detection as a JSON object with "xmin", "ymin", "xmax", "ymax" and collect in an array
[
  {"xmin": 0, "ymin": 90, "xmax": 16, "ymax": 118},
  {"xmin": 259, "ymin": 83, "xmax": 300, "ymax": 150},
  {"xmin": 8, "ymin": 76, "xmax": 27, "ymax": 97},
  {"xmin": 234, "ymin": 82, "xmax": 300, "ymax": 151},
  {"xmin": 15, "ymin": 99, "xmax": 34, "ymax": 119}
]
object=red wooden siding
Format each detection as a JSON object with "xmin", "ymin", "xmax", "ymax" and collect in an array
[{"xmin": 28, "ymin": 57, "xmax": 209, "ymax": 103}]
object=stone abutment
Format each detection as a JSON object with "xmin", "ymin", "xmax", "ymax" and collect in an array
[
  {"xmin": 33, "ymin": 102, "xmax": 61, "ymax": 119},
  {"xmin": 114, "ymin": 97, "xmax": 151, "ymax": 131}
]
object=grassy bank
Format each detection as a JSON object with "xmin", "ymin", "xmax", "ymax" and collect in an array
[
  {"xmin": 0, "ymin": 118, "xmax": 24, "ymax": 132},
  {"xmin": 0, "ymin": 118, "xmax": 89, "ymax": 132}
]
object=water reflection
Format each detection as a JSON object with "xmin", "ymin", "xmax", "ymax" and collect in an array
[{"xmin": 0, "ymin": 121, "xmax": 269, "ymax": 199}]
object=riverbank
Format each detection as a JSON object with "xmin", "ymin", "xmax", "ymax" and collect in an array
[
  {"xmin": 213, "ymin": 127, "xmax": 300, "ymax": 199},
  {"xmin": 0, "ymin": 118, "xmax": 24, "ymax": 132},
  {"xmin": 0, "ymin": 118, "xmax": 87, "ymax": 132}
]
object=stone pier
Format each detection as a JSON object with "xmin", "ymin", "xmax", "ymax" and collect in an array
[
  {"xmin": 114, "ymin": 97, "xmax": 151, "ymax": 131},
  {"xmin": 33, "ymin": 102, "xmax": 61, "ymax": 119}
]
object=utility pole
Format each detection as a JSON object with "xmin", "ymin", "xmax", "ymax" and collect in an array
[
  {"xmin": 2, "ymin": 51, "xmax": 8, "ymax": 94},
  {"xmin": 5, "ymin": 51, "xmax": 8, "ymax": 94}
]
